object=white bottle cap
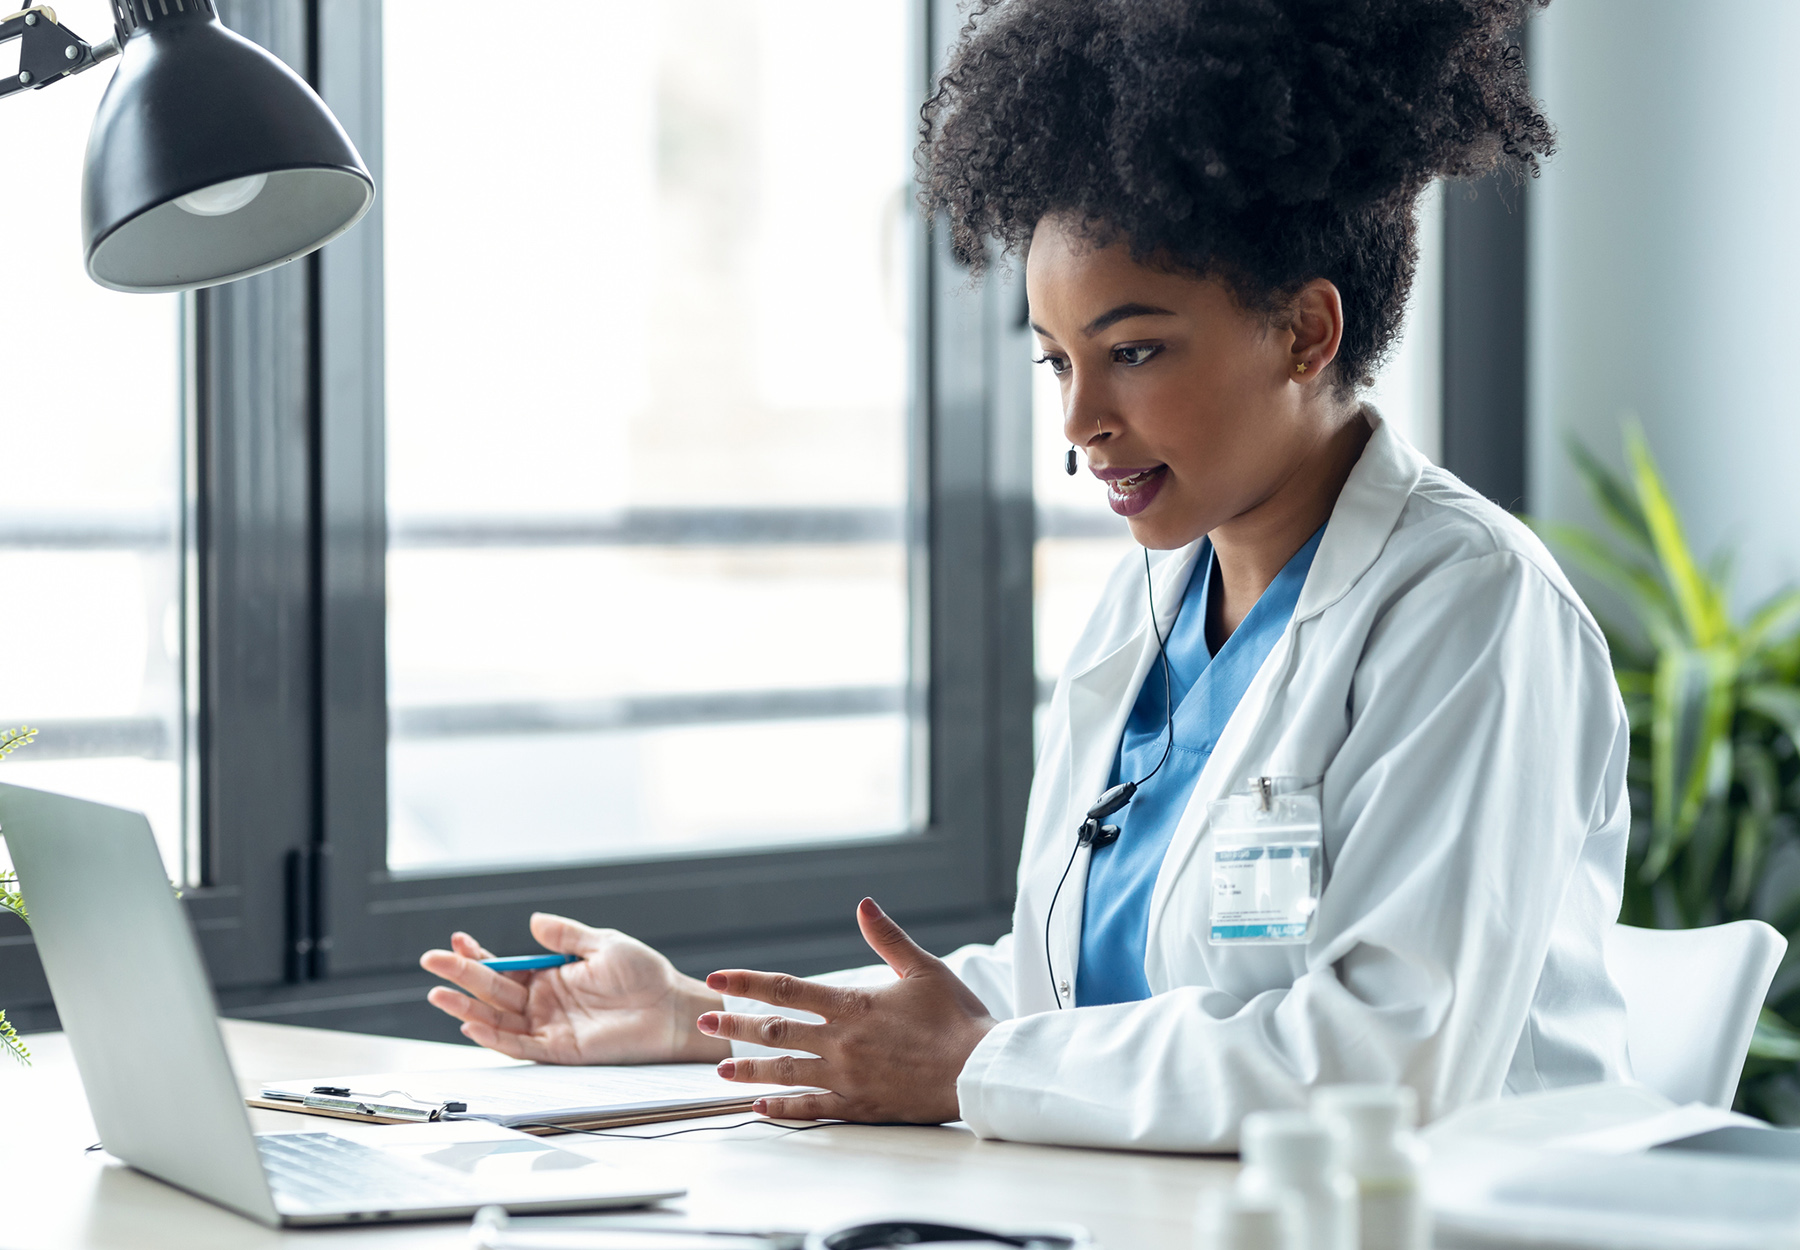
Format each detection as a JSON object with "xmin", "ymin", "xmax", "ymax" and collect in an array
[
  {"xmin": 1240, "ymin": 1110, "xmax": 1341, "ymax": 1178},
  {"xmin": 1198, "ymin": 1186, "xmax": 1302, "ymax": 1250},
  {"xmin": 1312, "ymin": 1085, "xmax": 1418, "ymax": 1140}
]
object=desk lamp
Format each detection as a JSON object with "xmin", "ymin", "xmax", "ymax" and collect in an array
[{"xmin": 0, "ymin": 0, "xmax": 373, "ymax": 292}]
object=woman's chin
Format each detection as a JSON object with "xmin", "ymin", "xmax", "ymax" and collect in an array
[{"xmin": 1124, "ymin": 508, "xmax": 1207, "ymax": 552}]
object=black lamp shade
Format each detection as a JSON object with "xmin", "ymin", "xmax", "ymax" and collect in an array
[{"xmin": 82, "ymin": 0, "xmax": 374, "ymax": 294}]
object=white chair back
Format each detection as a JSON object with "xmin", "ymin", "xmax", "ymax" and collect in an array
[{"xmin": 1603, "ymin": 920, "xmax": 1787, "ymax": 1108}]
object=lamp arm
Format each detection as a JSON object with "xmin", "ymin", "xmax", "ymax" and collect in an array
[{"xmin": 0, "ymin": 6, "xmax": 119, "ymax": 102}]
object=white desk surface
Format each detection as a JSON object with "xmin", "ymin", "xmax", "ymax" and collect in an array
[{"xmin": 0, "ymin": 1019, "xmax": 1235, "ymax": 1248}]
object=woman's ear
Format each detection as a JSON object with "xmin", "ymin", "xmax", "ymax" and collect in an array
[{"xmin": 1286, "ymin": 279, "xmax": 1345, "ymax": 380}]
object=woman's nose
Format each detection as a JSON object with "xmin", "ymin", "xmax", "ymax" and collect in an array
[{"xmin": 1062, "ymin": 372, "xmax": 1112, "ymax": 448}]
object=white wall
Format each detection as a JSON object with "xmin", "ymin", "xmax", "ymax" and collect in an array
[{"xmin": 1530, "ymin": 0, "xmax": 1800, "ymax": 613}]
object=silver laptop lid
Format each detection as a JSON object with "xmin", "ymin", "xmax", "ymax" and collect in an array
[{"xmin": 0, "ymin": 784, "xmax": 279, "ymax": 1225}]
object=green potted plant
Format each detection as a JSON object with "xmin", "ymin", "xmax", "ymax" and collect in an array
[{"xmin": 1539, "ymin": 426, "xmax": 1800, "ymax": 1120}]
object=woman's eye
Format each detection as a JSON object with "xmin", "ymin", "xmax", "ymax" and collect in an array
[
  {"xmin": 1033, "ymin": 354, "xmax": 1070, "ymax": 376},
  {"xmin": 1112, "ymin": 344, "xmax": 1161, "ymax": 366}
]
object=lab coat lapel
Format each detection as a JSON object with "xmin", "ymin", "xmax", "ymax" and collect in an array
[{"xmin": 1055, "ymin": 541, "xmax": 1202, "ymax": 986}]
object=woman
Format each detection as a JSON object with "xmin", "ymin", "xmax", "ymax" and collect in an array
[{"xmin": 421, "ymin": 0, "xmax": 1631, "ymax": 1151}]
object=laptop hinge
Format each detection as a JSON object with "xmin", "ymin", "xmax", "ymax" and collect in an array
[{"xmin": 284, "ymin": 845, "xmax": 331, "ymax": 982}]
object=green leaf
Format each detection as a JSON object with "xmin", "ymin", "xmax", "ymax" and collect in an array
[
  {"xmin": 1626, "ymin": 425, "xmax": 1730, "ymax": 647},
  {"xmin": 1745, "ymin": 588, "xmax": 1800, "ymax": 655},
  {"xmin": 0, "ymin": 726, "xmax": 36, "ymax": 762},
  {"xmin": 0, "ymin": 1010, "xmax": 28, "ymax": 1066},
  {"xmin": 1745, "ymin": 684, "xmax": 1800, "ymax": 751},
  {"xmin": 1730, "ymin": 740, "xmax": 1780, "ymax": 912},
  {"xmin": 1749, "ymin": 1008, "xmax": 1800, "ymax": 1063},
  {"xmin": 1645, "ymin": 643, "xmax": 1738, "ymax": 879},
  {"xmin": 1566, "ymin": 433, "xmax": 1655, "ymax": 554}
]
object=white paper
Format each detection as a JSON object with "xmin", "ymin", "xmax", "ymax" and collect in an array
[
  {"xmin": 262, "ymin": 1062, "xmax": 806, "ymax": 1125},
  {"xmin": 1549, "ymin": 1102, "xmax": 1759, "ymax": 1154},
  {"xmin": 1427, "ymin": 1138, "xmax": 1800, "ymax": 1250}
]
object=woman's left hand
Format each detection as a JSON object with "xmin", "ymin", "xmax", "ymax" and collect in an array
[{"xmin": 697, "ymin": 897, "xmax": 996, "ymax": 1124}]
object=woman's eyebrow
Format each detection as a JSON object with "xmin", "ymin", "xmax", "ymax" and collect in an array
[
  {"xmin": 1028, "ymin": 302, "xmax": 1177, "ymax": 340},
  {"xmin": 1082, "ymin": 302, "xmax": 1176, "ymax": 336}
]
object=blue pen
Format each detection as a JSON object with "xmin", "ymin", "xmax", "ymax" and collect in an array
[{"xmin": 479, "ymin": 953, "xmax": 580, "ymax": 971}]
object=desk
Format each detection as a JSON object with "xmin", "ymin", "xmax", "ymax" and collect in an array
[{"xmin": 0, "ymin": 1020, "xmax": 1235, "ymax": 1248}]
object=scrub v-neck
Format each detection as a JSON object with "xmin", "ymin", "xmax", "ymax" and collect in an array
[{"xmin": 1075, "ymin": 525, "xmax": 1325, "ymax": 1006}]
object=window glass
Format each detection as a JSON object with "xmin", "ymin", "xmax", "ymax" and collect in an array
[
  {"xmin": 383, "ymin": 0, "xmax": 915, "ymax": 871},
  {"xmin": 1031, "ymin": 188, "xmax": 1446, "ymax": 714},
  {"xmin": 0, "ymin": 0, "xmax": 187, "ymax": 879}
]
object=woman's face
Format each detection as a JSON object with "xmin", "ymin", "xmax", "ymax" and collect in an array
[{"xmin": 1025, "ymin": 215, "xmax": 1344, "ymax": 551}]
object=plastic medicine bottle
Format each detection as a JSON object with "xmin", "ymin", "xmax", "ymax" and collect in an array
[
  {"xmin": 1237, "ymin": 1110, "xmax": 1359, "ymax": 1250},
  {"xmin": 1311, "ymin": 1086, "xmax": 1428, "ymax": 1250},
  {"xmin": 1197, "ymin": 1186, "xmax": 1303, "ymax": 1250}
]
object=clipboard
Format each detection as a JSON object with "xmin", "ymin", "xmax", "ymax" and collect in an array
[{"xmin": 248, "ymin": 1062, "xmax": 812, "ymax": 1135}]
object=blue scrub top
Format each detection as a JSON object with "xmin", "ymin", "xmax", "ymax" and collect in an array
[{"xmin": 1076, "ymin": 526, "xmax": 1325, "ymax": 1007}]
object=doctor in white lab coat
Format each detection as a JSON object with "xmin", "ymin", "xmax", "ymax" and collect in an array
[
  {"xmin": 420, "ymin": 0, "xmax": 1632, "ymax": 1152},
  {"xmin": 713, "ymin": 407, "xmax": 1634, "ymax": 1151}
]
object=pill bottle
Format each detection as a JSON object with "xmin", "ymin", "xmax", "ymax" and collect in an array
[
  {"xmin": 1197, "ymin": 1185, "xmax": 1302, "ymax": 1250},
  {"xmin": 1238, "ymin": 1110, "xmax": 1358, "ymax": 1250},
  {"xmin": 1311, "ymin": 1085, "xmax": 1428, "ymax": 1250}
]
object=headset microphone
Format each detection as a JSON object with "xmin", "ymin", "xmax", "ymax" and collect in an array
[
  {"xmin": 1066, "ymin": 446, "xmax": 1078, "ymax": 475},
  {"xmin": 1078, "ymin": 783, "xmax": 1135, "ymax": 849}
]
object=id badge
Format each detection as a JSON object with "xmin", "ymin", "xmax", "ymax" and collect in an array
[{"xmin": 1208, "ymin": 776, "xmax": 1324, "ymax": 945}]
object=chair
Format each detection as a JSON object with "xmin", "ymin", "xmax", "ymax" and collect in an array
[{"xmin": 1603, "ymin": 920, "xmax": 1788, "ymax": 1107}]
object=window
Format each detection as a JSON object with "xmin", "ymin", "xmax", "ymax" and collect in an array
[
  {"xmin": 0, "ymin": 5, "xmax": 187, "ymax": 881},
  {"xmin": 304, "ymin": 0, "xmax": 1023, "ymax": 993},
  {"xmin": 381, "ymin": 0, "xmax": 916, "ymax": 872}
]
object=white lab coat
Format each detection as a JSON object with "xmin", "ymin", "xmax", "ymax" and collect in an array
[{"xmin": 728, "ymin": 413, "xmax": 1632, "ymax": 1151}]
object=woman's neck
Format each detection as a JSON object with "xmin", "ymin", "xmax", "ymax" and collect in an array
[{"xmin": 1205, "ymin": 409, "xmax": 1371, "ymax": 648}]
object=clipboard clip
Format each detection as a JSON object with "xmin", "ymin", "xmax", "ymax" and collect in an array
[{"xmin": 257, "ymin": 1085, "xmax": 468, "ymax": 1122}]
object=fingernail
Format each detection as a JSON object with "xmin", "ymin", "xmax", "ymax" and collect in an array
[
  {"xmin": 697, "ymin": 1012, "xmax": 720, "ymax": 1034},
  {"xmin": 717, "ymin": 1059, "xmax": 736, "ymax": 1078},
  {"xmin": 705, "ymin": 972, "xmax": 728, "ymax": 990},
  {"xmin": 752, "ymin": 1099, "xmax": 768, "ymax": 1115}
]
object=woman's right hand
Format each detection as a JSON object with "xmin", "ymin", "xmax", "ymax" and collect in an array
[{"xmin": 420, "ymin": 912, "xmax": 729, "ymax": 1065}]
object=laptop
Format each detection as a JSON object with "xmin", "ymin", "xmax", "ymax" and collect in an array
[{"xmin": 0, "ymin": 783, "xmax": 685, "ymax": 1226}]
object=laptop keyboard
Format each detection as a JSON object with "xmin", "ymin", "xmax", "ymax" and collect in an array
[{"xmin": 258, "ymin": 1132, "xmax": 470, "ymax": 1212}]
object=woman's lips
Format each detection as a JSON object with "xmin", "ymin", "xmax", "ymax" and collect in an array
[{"xmin": 1099, "ymin": 464, "xmax": 1168, "ymax": 517}]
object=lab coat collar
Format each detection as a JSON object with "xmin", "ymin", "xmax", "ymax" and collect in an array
[{"xmin": 1293, "ymin": 409, "xmax": 1424, "ymax": 623}]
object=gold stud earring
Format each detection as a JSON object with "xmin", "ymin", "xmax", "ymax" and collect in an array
[{"xmin": 1295, "ymin": 361, "xmax": 1310, "ymax": 375}]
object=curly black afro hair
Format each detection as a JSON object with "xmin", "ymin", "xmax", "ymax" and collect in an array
[{"xmin": 919, "ymin": 0, "xmax": 1553, "ymax": 390}]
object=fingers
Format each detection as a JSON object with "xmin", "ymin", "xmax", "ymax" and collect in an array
[
  {"xmin": 715, "ymin": 1054, "xmax": 831, "ymax": 1090},
  {"xmin": 450, "ymin": 931, "xmax": 496, "ymax": 961},
  {"xmin": 697, "ymin": 1010, "xmax": 828, "ymax": 1055},
  {"xmin": 752, "ymin": 1091, "xmax": 850, "ymax": 1122},
  {"xmin": 456, "ymin": 1017, "xmax": 549, "ymax": 1062},
  {"xmin": 419, "ymin": 948, "xmax": 530, "ymax": 1015},
  {"xmin": 705, "ymin": 969, "xmax": 848, "ymax": 1016},
  {"xmin": 855, "ymin": 897, "xmax": 938, "ymax": 979},
  {"xmin": 529, "ymin": 911, "xmax": 604, "ymax": 957},
  {"xmin": 426, "ymin": 985, "xmax": 531, "ymax": 1036}
]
